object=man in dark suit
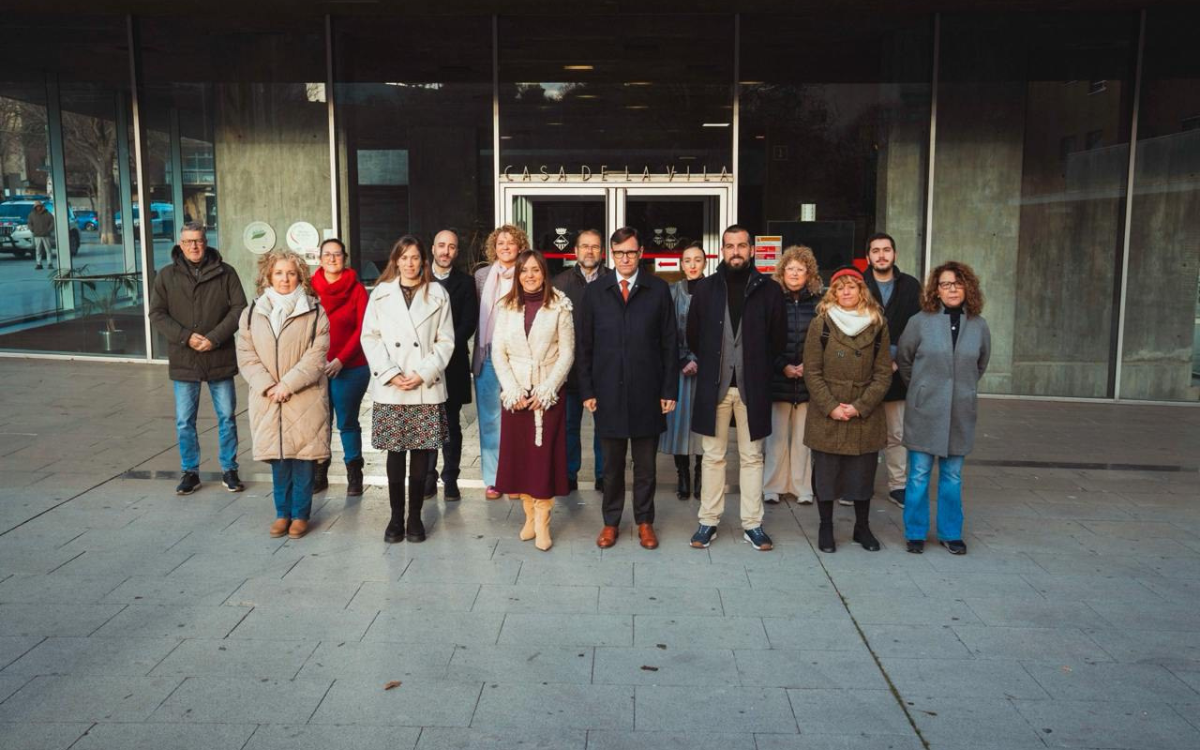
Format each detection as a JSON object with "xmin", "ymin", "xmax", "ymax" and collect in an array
[
  {"xmin": 552, "ymin": 228, "xmax": 609, "ymax": 492},
  {"xmin": 579, "ymin": 227, "xmax": 679, "ymax": 550},
  {"xmin": 425, "ymin": 228, "xmax": 479, "ymax": 500}
]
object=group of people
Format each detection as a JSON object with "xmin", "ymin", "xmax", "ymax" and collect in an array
[{"xmin": 148, "ymin": 220, "xmax": 990, "ymax": 555}]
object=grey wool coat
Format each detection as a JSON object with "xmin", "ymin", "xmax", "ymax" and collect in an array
[{"xmin": 895, "ymin": 308, "xmax": 991, "ymax": 458}]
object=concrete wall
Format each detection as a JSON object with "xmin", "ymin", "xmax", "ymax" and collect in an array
[{"xmin": 214, "ymin": 82, "xmax": 332, "ymax": 301}]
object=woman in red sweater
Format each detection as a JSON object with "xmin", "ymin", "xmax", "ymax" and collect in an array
[{"xmin": 311, "ymin": 238, "xmax": 370, "ymax": 495}]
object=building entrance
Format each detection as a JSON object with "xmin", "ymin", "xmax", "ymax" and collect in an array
[{"xmin": 499, "ymin": 183, "xmax": 730, "ymax": 280}]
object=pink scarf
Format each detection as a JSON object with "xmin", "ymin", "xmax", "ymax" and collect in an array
[{"xmin": 478, "ymin": 260, "xmax": 515, "ymax": 356}]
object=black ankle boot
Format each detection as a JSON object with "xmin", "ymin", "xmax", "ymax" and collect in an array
[
  {"xmin": 674, "ymin": 455, "xmax": 691, "ymax": 499},
  {"xmin": 384, "ymin": 517, "xmax": 405, "ymax": 543},
  {"xmin": 313, "ymin": 459, "xmax": 330, "ymax": 493},
  {"xmin": 816, "ymin": 500, "xmax": 836, "ymax": 552},
  {"xmin": 346, "ymin": 458, "xmax": 364, "ymax": 496},
  {"xmin": 693, "ymin": 457, "xmax": 702, "ymax": 499},
  {"xmin": 852, "ymin": 500, "xmax": 881, "ymax": 551}
]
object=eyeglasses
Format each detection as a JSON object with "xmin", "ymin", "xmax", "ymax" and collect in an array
[
  {"xmin": 938, "ymin": 281, "xmax": 965, "ymax": 290},
  {"xmin": 611, "ymin": 250, "xmax": 640, "ymax": 259},
  {"xmin": 320, "ymin": 252, "xmax": 345, "ymax": 259},
  {"xmin": 180, "ymin": 239, "xmax": 205, "ymax": 246}
]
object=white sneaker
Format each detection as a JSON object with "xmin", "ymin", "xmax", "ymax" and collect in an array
[
  {"xmin": 796, "ymin": 495, "xmax": 814, "ymax": 505},
  {"xmin": 764, "ymin": 492, "xmax": 780, "ymax": 505},
  {"xmin": 837, "ymin": 498, "xmax": 853, "ymax": 507}
]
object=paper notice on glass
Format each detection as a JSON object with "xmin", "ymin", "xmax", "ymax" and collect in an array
[{"xmin": 754, "ymin": 235, "xmax": 782, "ymax": 274}]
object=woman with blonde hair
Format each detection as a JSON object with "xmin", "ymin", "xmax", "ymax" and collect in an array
[
  {"xmin": 896, "ymin": 261, "xmax": 990, "ymax": 555},
  {"xmin": 361, "ymin": 235, "xmax": 454, "ymax": 543},
  {"xmin": 236, "ymin": 249, "xmax": 331, "ymax": 540},
  {"xmin": 763, "ymin": 245, "xmax": 822, "ymax": 505},
  {"xmin": 802, "ymin": 266, "xmax": 892, "ymax": 553},
  {"xmin": 473, "ymin": 224, "xmax": 530, "ymax": 499},
  {"xmin": 492, "ymin": 250, "xmax": 574, "ymax": 550}
]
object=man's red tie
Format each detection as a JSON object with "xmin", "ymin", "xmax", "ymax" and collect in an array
[{"xmin": 620, "ymin": 279, "xmax": 630, "ymax": 302}]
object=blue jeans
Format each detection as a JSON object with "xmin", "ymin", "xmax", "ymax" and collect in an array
[
  {"xmin": 173, "ymin": 378, "xmax": 239, "ymax": 473},
  {"xmin": 271, "ymin": 459, "xmax": 315, "ymax": 520},
  {"xmin": 475, "ymin": 357, "xmax": 502, "ymax": 486},
  {"xmin": 565, "ymin": 390, "xmax": 604, "ymax": 482},
  {"xmin": 329, "ymin": 364, "xmax": 370, "ymax": 463},
  {"xmin": 903, "ymin": 451, "xmax": 965, "ymax": 541}
]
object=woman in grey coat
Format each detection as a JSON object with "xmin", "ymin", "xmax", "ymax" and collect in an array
[
  {"xmin": 658, "ymin": 242, "xmax": 706, "ymax": 499},
  {"xmin": 895, "ymin": 261, "xmax": 990, "ymax": 555}
]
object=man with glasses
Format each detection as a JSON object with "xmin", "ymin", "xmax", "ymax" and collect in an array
[
  {"xmin": 149, "ymin": 222, "xmax": 248, "ymax": 495},
  {"xmin": 552, "ymin": 228, "xmax": 609, "ymax": 492},
  {"xmin": 579, "ymin": 227, "xmax": 678, "ymax": 549},
  {"xmin": 863, "ymin": 232, "xmax": 922, "ymax": 509},
  {"xmin": 423, "ymin": 228, "xmax": 478, "ymax": 501},
  {"xmin": 687, "ymin": 225, "xmax": 787, "ymax": 551}
]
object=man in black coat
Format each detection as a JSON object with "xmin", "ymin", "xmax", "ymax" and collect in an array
[
  {"xmin": 148, "ymin": 222, "xmax": 248, "ymax": 496},
  {"xmin": 579, "ymin": 227, "xmax": 678, "ymax": 550},
  {"xmin": 863, "ymin": 232, "xmax": 923, "ymax": 509},
  {"xmin": 551, "ymin": 229, "xmax": 609, "ymax": 492},
  {"xmin": 424, "ymin": 229, "xmax": 479, "ymax": 500},
  {"xmin": 686, "ymin": 225, "xmax": 787, "ymax": 551}
]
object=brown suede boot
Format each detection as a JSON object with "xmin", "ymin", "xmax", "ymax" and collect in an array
[
  {"xmin": 269, "ymin": 518, "xmax": 290, "ymax": 538},
  {"xmin": 288, "ymin": 519, "xmax": 309, "ymax": 539},
  {"xmin": 533, "ymin": 498, "xmax": 554, "ymax": 551},
  {"xmin": 519, "ymin": 495, "xmax": 536, "ymax": 541}
]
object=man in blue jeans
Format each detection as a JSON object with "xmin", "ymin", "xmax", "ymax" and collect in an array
[
  {"xmin": 149, "ymin": 222, "xmax": 248, "ymax": 495},
  {"xmin": 551, "ymin": 229, "xmax": 609, "ymax": 492}
]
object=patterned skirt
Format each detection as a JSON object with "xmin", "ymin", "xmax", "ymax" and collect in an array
[{"xmin": 371, "ymin": 403, "xmax": 449, "ymax": 452}]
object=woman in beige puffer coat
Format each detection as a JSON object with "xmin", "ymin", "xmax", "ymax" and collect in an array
[{"xmin": 236, "ymin": 249, "xmax": 331, "ymax": 540}]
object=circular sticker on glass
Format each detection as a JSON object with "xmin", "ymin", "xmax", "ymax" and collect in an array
[
  {"xmin": 286, "ymin": 221, "xmax": 320, "ymax": 253},
  {"xmin": 243, "ymin": 222, "xmax": 276, "ymax": 255}
]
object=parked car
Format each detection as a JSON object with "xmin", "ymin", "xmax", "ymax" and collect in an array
[
  {"xmin": 0, "ymin": 199, "xmax": 81, "ymax": 258},
  {"xmin": 75, "ymin": 210, "xmax": 99, "ymax": 231},
  {"xmin": 115, "ymin": 202, "xmax": 175, "ymax": 238}
]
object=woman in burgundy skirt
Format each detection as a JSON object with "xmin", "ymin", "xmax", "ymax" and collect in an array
[{"xmin": 492, "ymin": 250, "xmax": 575, "ymax": 550}]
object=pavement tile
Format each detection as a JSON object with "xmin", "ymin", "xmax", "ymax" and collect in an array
[
  {"xmin": 472, "ymin": 682, "xmax": 633, "ymax": 730},
  {"xmin": 169, "ymin": 551, "xmax": 304, "ymax": 580},
  {"xmin": 3, "ymin": 636, "xmax": 178, "ymax": 677},
  {"xmin": 961, "ymin": 598, "xmax": 1111, "ymax": 629},
  {"xmin": 763, "ymin": 618, "xmax": 873, "ymax": 653},
  {"xmin": 415, "ymin": 727, "xmax": 583, "ymax": 749},
  {"xmin": 1082, "ymin": 628, "xmax": 1200, "ymax": 666},
  {"xmin": 150, "ymin": 638, "xmax": 318, "ymax": 678},
  {"xmin": 635, "ymin": 684, "xmax": 796, "ymax": 732},
  {"xmin": 786, "ymin": 688, "xmax": 913, "ymax": 736},
  {"xmin": 0, "ymin": 603, "xmax": 124, "ymax": 637},
  {"xmin": 0, "ymin": 722, "xmax": 91, "ymax": 750},
  {"xmin": 1013, "ymin": 699, "xmax": 1200, "ymax": 749},
  {"xmin": 752, "ymin": 735, "xmax": 924, "ymax": 750},
  {"xmin": 227, "ymin": 578, "xmax": 363, "ymax": 609},
  {"xmin": 845, "ymin": 597, "xmax": 984, "ymax": 627},
  {"xmin": 598, "ymin": 586, "xmax": 723, "ymax": 616},
  {"xmin": 516, "ymin": 559, "xmax": 633, "ymax": 587},
  {"xmin": 309, "ymin": 677, "xmax": 478, "ymax": 727},
  {"xmin": 1087, "ymin": 599, "xmax": 1200, "ymax": 631},
  {"xmin": 1022, "ymin": 661, "xmax": 1200, "ymax": 702},
  {"xmin": 227, "ymin": 606, "xmax": 377, "ymax": 641},
  {"xmin": 588, "ymin": 730, "xmax": 756, "ymax": 750},
  {"xmin": 347, "ymin": 581, "xmax": 479, "ymax": 612},
  {"xmin": 907, "ymin": 571, "xmax": 1044, "ymax": 599},
  {"xmin": 150, "ymin": 675, "xmax": 333, "ymax": 723},
  {"xmin": 0, "ymin": 674, "xmax": 30, "ymax": 702},
  {"xmin": 720, "ymin": 587, "xmax": 849, "ymax": 620},
  {"xmin": 633, "ymin": 615, "xmax": 768, "ymax": 649},
  {"xmin": 592, "ymin": 647, "xmax": 739, "ymax": 686},
  {"xmin": 472, "ymin": 584, "xmax": 598, "ymax": 614},
  {"xmin": 299, "ymin": 641, "xmax": 452, "ymax": 681},
  {"xmin": 633, "ymin": 561, "xmax": 750, "ymax": 589},
  {"xmin": 0, "ymin": 636, "xmax": 41, "ymax": 670},
  {"xmin": 246, "ymin": 724, "xmax": 420, "ymax": 750},
  {"xmin": 0, "ymin": 674, "xmax": 183, "ymax": 722},
  {"xmin": 880, "ymin": 657, "xmax": 1050, "ymax": 700},
  {"xmin": 735, "ymin": 649, "xmax": 888, "ymax": 689},
  {"xmin": 498, "ymin": 613, "xmax": 632, "ymax": 647},
  {"xmin": 859, "ymin": 624, "xmax": 973, "ymax": 659},
  {"xmin": 401, "ymin": 557, "xmax": 521, "ymax": 585},
  {"xmin": 0, "ymin": 574, "xmax": 128, "ymax": 604},
  {"xmin": 447, "ymin": 644, "xmax": 593, "ymax": 684},
  {"xmin": 907, "ymin": 696, "xmax": 1047, "ymax": 749},
  {"xmin": 952, "ymin": 626, "xmax": 1114, "ymax": 662},
  {"xmin": 366, "ymin": 611, "xmax": 505, "ymax": 646},
  {"xmin": 70, "ymin": 723, "xmax": 256, "ymax": 750},
  {"xmin": 92, "ymin": 603, "xmax": 249, "ymax": 640},
  {"xmin": 53, "ymin": 550, "xmax": 193, "ymax": 578},
  {"xmin": 100, "ymin": 575, "xmax": 247, "ymax": 606}
]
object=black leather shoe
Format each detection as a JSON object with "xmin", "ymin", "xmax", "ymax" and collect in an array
[
  {"xmin": 853, "ymin": 525, "xmax": 881, "ymax": 552},
  {"xmin": 594, "ymin": 478, "xmax": 604, "ymax": 492},
  {"xmin": 383, "ymin": 521, "xmax": 405, "ymax": 544},
  {"xmin": 906, "ymin": 540, "xmax": 925, "ymax": 554},
  {"xmin": 941, "ymin": 539, "xmax": 968, "ymax": 555},
  {"xmin": 313, "ymin": 460, "xmax": 330, "ymax": 493}
]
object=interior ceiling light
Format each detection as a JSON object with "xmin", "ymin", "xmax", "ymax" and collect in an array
[
  {"xmin": 563, "ymin": 64, "xmax": 594, "ymax": 71},
  {"xmin": 624, "ymin": 81, "xmax": 652, "ymax": 86},
  {"xmin": 702, "ymin": 122, "xmax": 730, "ymax": 127},
  {"xmin": 626, "ymin": 104, "xmax": 649, "ymax": 110},
  {"xmin": 739, "ymin": 80, "xmax": 765, "ymax": 85},
  {"xmin": 576, "ymin": 94, "xmax": 599, "ymax": 99}
]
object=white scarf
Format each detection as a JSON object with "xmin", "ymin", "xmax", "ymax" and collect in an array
[
  {"xmin": 827, "ymin": 306, "xmax": 872, "ymax": 338},
  {"xmin": 478, "ymin": 261, "xmax": 515, "ymax": 353},
  {"xmin": 259, "ymin": 286, "xmax": 311, "ymax": 337}
]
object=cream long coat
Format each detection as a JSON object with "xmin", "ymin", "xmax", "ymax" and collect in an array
[
  {"xmin": 491, "ymin": 291, "xmax": 574, "ymax": 445},
  {"xmin": 236, "ymin": 297, "xmax": 332, "ymax": 462},
  {"xmin": 360, "ymin": 279, "xmax": 455, "ymax": 406}
]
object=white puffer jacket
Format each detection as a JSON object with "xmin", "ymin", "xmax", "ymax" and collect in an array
[
  {"xmin": 361, "ymin": 279, "xmax": 455, "ymax": 406},
  {"xmin": 491, "ymin": 290, "xmax": 575, "ymax": 444}
]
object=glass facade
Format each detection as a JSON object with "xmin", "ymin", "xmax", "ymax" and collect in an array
[{"xmin": 0, "ymin": 6, "xmax": 1195, "ymax": 404}]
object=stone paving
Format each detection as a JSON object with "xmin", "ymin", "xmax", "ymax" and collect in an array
[{"xmin": 0, "ymin": 358, "xmax": 1198, "ymax": 749}]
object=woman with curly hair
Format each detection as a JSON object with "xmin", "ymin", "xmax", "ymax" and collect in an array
[
  {"xmin": 492, "ymin": 250, "xmax": 574, "ymax": 550},
  {"xmin": 236, "ymin": 250, "xmax": 331, "ymax": 540},
  {"xmin": 764, "ymin": 245, "xmax": 822, "ymax": 505},
  {"xmin": 474, "ymin": 224, "xmax": 529, "ymax": 499},
  {"xmin": 896, "ymin": 261, "xmax": 990, "ymax": 555},
  {"xmin": 802, "ymin": 266, "xmax": 892, "ymax": 553}
]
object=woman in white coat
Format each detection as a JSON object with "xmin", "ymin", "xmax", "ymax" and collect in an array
[
  {"xmin": 361, "ymin": 235, "xmax": 455, "ymax": 543},
  {"xmin": 492, "ymin": 250, "xmax": 574, "ymax": 551}
]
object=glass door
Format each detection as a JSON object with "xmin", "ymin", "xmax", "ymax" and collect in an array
[
  {"xmin": 618, "ymin": 188, "xmax": 726, "ymax": 281},
  {"xmin": 510, "ymin": 191, "xmax": 609, "ymax": 278}
]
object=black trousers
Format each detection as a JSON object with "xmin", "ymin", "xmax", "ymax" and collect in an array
[
  {"xmin": 426, "ymin": 395, "xmax": 464, "ymax": 483},
  {"xmin": 386, "ymin": 449, "xmax": 430, "ymax": 525},
  {"xmin": 811, "ymin": 449, "xmax": 878, "ymax": 504},
  {"xmin": 600, "ymin": 436, "xmax": 657, "ymax": 526}
]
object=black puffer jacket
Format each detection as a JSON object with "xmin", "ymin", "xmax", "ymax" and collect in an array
[
  {"xmin": 148, "ymin": 246, "xmax": 248, "ymax": 382},
  {"xmin": 770, "ymin": 287, "xmax": 818, "ymax": 404}
]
